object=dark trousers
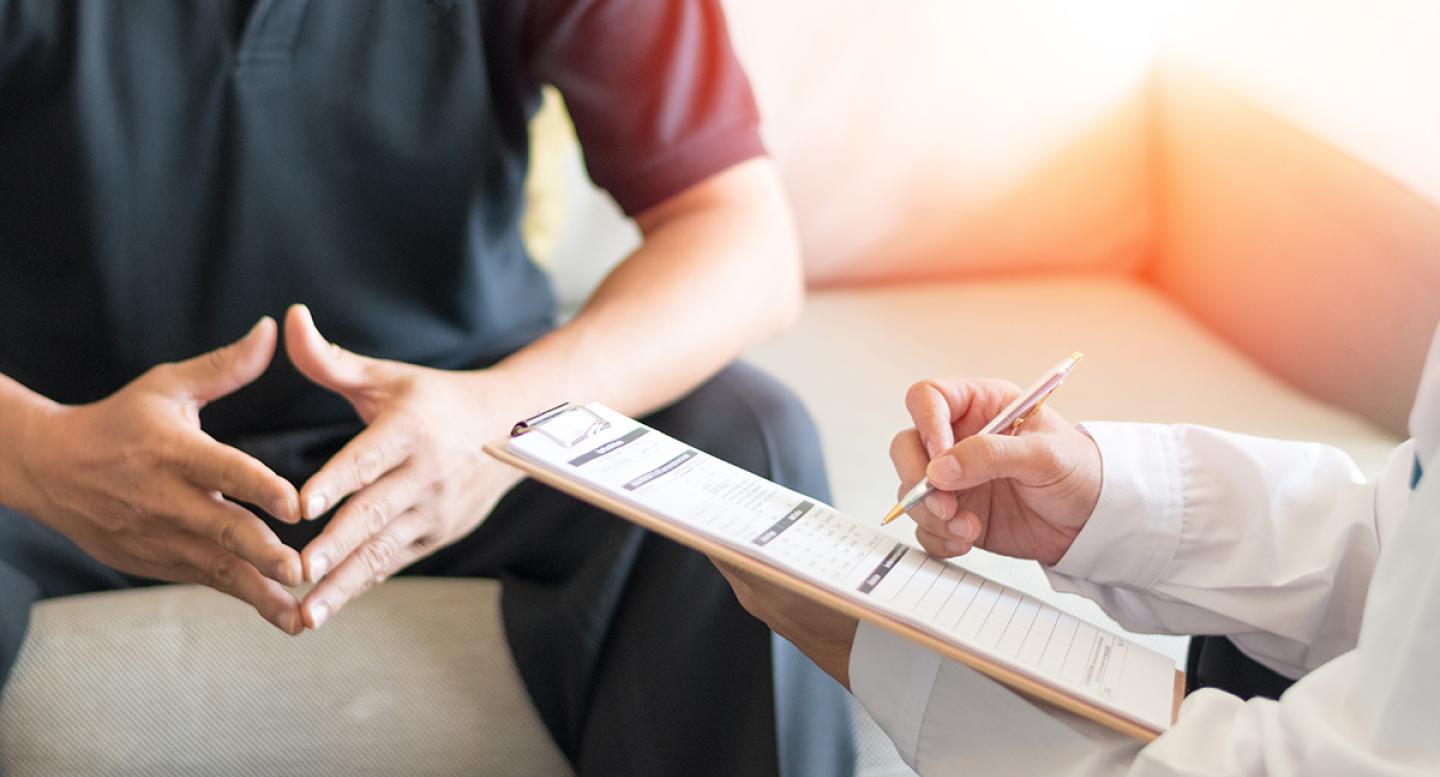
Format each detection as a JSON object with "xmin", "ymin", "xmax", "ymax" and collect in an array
[
  {"xmin": 1185, "ymin": 636, "xmax": 1297, "ymax": 702},
  {"xmin": 0, "ymin": 362, "xmax": 854, "ymax": 776}
]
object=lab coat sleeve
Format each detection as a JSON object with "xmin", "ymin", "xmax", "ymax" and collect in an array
[
  {"xmin": 1044, "ymin": 423, "xmax": 1415, "ymax": 678},
  {"xmin": 849, "ymin": 444, "xmax": 1439, "ymax": 776}
]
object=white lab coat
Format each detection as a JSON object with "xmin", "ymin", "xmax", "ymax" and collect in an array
[{"xmin": 849, "ymin": 326, "xmax": 1440, "ymax": 776}]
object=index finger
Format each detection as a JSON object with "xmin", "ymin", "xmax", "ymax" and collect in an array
[
  {"xmin": 904, "ymin": 379, "xmax": 1022, "ymax": 453},
  {"xmin": 888, "ymin": 428, "xmax": 956, "ymax": 523},
  {"xmin": 904, "ymin": 380, "xmax": 961, "ymax": 458},
  {"xmin": 174, "ymin": 437, "xmax": 300, "ymax": 523}
]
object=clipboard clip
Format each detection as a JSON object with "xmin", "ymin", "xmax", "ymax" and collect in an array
[{"xmin": 511, "ymin": 402, "xmax": 611, "ymax": 448}]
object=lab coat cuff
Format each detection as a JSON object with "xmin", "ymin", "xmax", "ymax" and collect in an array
[
  {"xmin": 1048, "ymin": 422, "xmax": 1184, "ymax": 591},
  {"xmin": 850, "ymin": 620, "xmax": 943, "ymax": 769}
]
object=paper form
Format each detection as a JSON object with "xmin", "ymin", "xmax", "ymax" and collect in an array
[{"xmin": 508, "ymin": 403, "xmax": 1176, "ymax": 733}]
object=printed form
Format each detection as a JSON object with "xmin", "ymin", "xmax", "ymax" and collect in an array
[{"xmin": 508, "ymin": 403, "xmax": 1176, "ymax": 733}]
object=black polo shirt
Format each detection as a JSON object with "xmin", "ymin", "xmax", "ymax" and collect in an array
[{"xmin": 0, "ymin": 1, "xmax": 764, "ymax": 439}]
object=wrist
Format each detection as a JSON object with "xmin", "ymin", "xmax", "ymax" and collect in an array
[
  {"xmin": 0, "ymin": 387, "xmax": 63, "ymax": 517},
  {"xmin": 1048, "ymin": 422, "xmax": 1184, "ymax": 589},
  {"xmin": 468, "ymin": 359, "xmax": 572, "ymax": 426}
]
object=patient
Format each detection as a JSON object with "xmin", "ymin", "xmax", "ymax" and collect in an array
[
  {"xmin": 0, "ymin": 2, "xmax": 852, "ymax": 774},
  {"xmin": 716, "ymin": 324, "xmax": 1440, "ymax": 775}
]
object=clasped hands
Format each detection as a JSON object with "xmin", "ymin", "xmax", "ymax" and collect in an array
[
  {"xmin": 15, "ymin": 305, "xmax": 523, "ymax": 635},
  {"xmin": 714, "ymin": 378, "xmax": 1105, "ymax": 688}
]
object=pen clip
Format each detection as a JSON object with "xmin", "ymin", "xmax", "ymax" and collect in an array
[{"xmin": 1005, "ymin": 383, "xmax": 1060, "ymax": 434}]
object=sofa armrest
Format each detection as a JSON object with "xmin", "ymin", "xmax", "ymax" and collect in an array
[{"xmin": 1152, "ymin": 68, "xmax": 1440, "ymax": 435}]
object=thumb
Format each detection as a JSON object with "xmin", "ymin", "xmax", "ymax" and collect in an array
[
  {"xmin": 284, "ymin": 304, "xmax": 377, "ymax": 395},
  {"xmin": 163, "ymin": 317, "xmax": 277, "ymax": 402},
  {"xmin": 925, "ymin": 434, "xmax": 1063, "ymax": 492}
]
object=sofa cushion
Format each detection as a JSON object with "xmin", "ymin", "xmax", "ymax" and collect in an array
[
  {"xmin": 0, "ymin": 580, "xmax": 574, "ymax": 777},
  {"xmin": 746, "ymin": 276, "xmax": 1402, "ymax": 664}
]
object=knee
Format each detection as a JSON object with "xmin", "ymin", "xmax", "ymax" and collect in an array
[{"xmin": 646, "ymin": 363, "xmax": 831, "ymax": 501}]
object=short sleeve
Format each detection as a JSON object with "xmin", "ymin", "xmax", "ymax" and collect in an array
[{"xmin": 523, "ymin": 0, "xmax": 766, "ymax": 216}]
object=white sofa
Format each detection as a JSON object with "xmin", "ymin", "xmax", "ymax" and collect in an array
[{"xmin": 4, "ymin": 2, "xmax": 1438, "ymax": 774}]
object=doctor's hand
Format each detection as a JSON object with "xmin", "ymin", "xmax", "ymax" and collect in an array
[
  {"xmin": 711, "ymin": 558, "xmax": 858, "ymax": 689},
  {"xmin": 891, "ymin": 378, "xmax": 1103, "ymax": 566},
  {"xmin": 12, "ymin": 318, "xmax": 305, "ymax": 634},
  {"xmin": 284, "ymin": 305, "xmax": 523, "ymax": 629}
]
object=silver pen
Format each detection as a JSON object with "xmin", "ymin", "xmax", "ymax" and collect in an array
[{"xmin": 881, "ymin": 352, "xmax": 1083, "ymax": 526}]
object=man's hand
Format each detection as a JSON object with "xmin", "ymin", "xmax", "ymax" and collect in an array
[
  {"xmin": 284, "ymin": 305, "xmax": 523, "ymax": 629},
  {"xmin": 711, "ymin": 559, "xmax": 858, "ymax": 689},
  {"xmin": 13, "ymin": 318, "xmax": 305, "ymax": 634},
  {"xmin": 891, "ymin": 378, "xmax": 1103, "ymax": 566}
]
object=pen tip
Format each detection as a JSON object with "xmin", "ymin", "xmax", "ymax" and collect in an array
[
  {"xmin": 880, "ymin": 504, "xmax": 905, "ymax": 526},
  {"xmin": 1070, "ymin": 351, "xmax": 1084, "ymax": 362}
]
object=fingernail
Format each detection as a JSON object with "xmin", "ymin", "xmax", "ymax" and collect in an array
[
  {"xmin": 308, "ymin": 602, "xmax": 330, "ymax": 630},
  {"xmin": 308, "ymin": 554, "xmax": 330, "ymax": 583},
  {"xmin": 930, "ymin": 456, "xmax": 962, "ymax": 484},
  {"xmin": 279, "ymin": 610, "xmax": 300, "ymax": 635},
  {"xmin": 944, "ymin": 539, "xmax": 967, "ymax": 554},
  {"xmin": 948, "ymin": 518, "xmax": 969, "ymax": 538},
  {"xmin": 306, "ymin": 494, "xmax": 326, "ymax": 520},
  {"xmin": 924, "ymin": 494, "xmax": 947, "ymax": 519}
]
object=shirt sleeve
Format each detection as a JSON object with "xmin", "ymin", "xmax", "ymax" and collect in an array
[
  {"xmin": 522, "ymin": 0, "xmax": 766, "ymax": 216},
  {"xmin": 848, "ymin": 444, "xmax": 1440, "ymax": 776},
  {"xmin": 1043, "ymin": 423, "xmax": 1415, "ymax": 679}
]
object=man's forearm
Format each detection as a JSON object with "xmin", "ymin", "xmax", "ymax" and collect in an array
[
  {"xmin": 487, "ymin": 158, "xmax": 803, "ymax": 419},
  {"xmin": 0, "ymin": 372, "xmax": 57, "ymax": 516}
]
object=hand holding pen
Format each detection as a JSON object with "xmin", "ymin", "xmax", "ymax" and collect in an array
[{"xmin": 884, "ymin": 354, "xmax": 1105, "ymax": 566}]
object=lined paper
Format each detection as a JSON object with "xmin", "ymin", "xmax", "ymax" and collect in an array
[{"xmin": 509, "ymin": 403, "xmax": 1176, "ymax": 733}]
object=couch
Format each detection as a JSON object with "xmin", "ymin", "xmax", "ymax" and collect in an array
[{"xmin": 5, "ymin": 1, "xmax": 1438, "ymax": 774}]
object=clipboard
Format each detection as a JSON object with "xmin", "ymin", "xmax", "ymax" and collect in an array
[{"xmin": 487, "ymin": 403, "xmax": 1185, "ymax": 742}]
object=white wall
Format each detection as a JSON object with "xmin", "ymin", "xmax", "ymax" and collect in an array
[{"xmin": 1159, "ymin": 0, "xmax": 1440, "ymax": 208}]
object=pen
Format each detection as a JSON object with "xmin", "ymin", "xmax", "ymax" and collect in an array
[{"xmin": 880, "ymin": 352, "xmax": 1083, "ymax": 526}]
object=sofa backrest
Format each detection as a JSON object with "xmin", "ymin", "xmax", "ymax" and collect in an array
[{"xmin": 722, "ymin": 0, "xmax": 1155, "ymax": 287}]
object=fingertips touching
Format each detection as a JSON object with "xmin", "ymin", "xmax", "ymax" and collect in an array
[
  {"xmin": 301, "ymin": 467, "xmax": 422, "ymax": 584},
  {"xmin": 175, "ymin": 536, "xmax": 303, "ymax": 636},
  {"xmin": 302, "ymin": 513, "xmax": 426, "ymax": 629},
  {"xmin": 181, "ymin": 492, "xmax": 302, "ymax": 586},
  {"xmin": 301, "ymin": 422, "xmax": 410, "ymax": 521}
]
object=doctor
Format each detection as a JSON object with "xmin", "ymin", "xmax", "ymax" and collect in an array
[{"xmin": 715, "ymin": 323, "xmax": 1440, "ymax": 775}]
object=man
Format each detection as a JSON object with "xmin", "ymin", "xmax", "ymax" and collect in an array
[
  {"xmin": 0, "ymin": 2, "xmax": 852, "ymax": 775},
  {"xmin": 719, "ymin": 325, "xmax": 1440, "ymax": 775}
]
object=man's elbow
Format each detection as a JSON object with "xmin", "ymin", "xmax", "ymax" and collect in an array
[
  {"xmin": 770, "ymin": 242, "xmax": 806, "ymax": 335},
  {"xmin": 747, "ymin": 166, "xmax": 805, "ymax": 337}
]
